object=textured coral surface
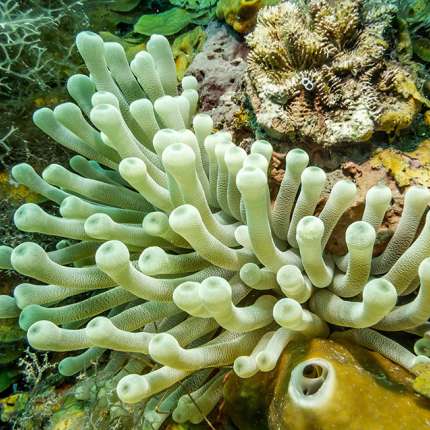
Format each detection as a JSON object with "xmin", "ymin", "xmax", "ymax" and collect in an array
[{"xmin": 246, "ymin": 0, "xmax": 427, "ymax": 147}]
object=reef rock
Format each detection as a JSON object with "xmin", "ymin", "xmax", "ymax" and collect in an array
[
  {"xmin": 224, "ymin": 337, "xmax": 430, "ymax": 430},
  {"xmin": 246, "ymin": 0, "xmax": 428, "ymax": 148},
  {"xmin": 187, "ymin": 22, "xmax": 248, "ymax": 121}
]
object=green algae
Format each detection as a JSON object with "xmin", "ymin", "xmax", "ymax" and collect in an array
[{"xmin": 134, "ymin": 8, "xmax": 194, "ymax": 36}]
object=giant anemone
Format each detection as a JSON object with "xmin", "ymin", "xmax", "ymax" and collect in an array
[{"xmin": 1, "ymin": 31, "xmax": 430, "ymax": 427}]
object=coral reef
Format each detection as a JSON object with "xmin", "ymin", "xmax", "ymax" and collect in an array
[
  {"xmin": 2, "ymin": 30, "xmax": 430, "ymax": 428},
  {"xmin": 225, "ymin": 337, "xmax": 430, "ymax": 430},
  {"xmin": 246, "ymin": 0, "xmax": 429, "ymax": 147}
]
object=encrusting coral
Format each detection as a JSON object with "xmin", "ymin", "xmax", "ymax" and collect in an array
[
  {"xmin": 216, "ymin": 0, "xmax": 281, "ymax": 34},
  {"xmin": 2, "ymin": 30, "xmax": 430, "ymax": 427},
  {"xmin": 246, "ymin": 0, "xmax": 429, "ymax": 147}
]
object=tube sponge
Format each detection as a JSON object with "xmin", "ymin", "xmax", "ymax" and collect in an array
[{"xmin": 3, "ymin": 30, "xmax": 430, "ymax": 426}]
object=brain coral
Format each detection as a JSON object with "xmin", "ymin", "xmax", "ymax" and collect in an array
[
  {"xmin": 246, "ymin": 0, "xmax": 427, "ymax": 147},
  {"xmin": 1, "ymin": 31, "xmax": 430, "ymax": 427}
]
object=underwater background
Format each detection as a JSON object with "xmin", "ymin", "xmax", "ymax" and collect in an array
[{"xmin": 0, "ymin": 0, "xmax": 430, "ymax": 429}]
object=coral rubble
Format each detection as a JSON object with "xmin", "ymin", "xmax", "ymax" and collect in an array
[
  {"xmin": 246, "ymin": 0, "xmax": 429, "ymax": 147},
  {"xmin": 1, "ymin": 30, "xmax": 430, "ymax": 428}
]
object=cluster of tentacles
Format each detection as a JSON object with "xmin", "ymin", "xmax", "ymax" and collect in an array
[
  {"xmin": 1, "ymin": 31, "xmax": 430, "ymax": 427},
  {"xmin": 246, "ymin": 0, "xmax": 422, "ymax": 146}
]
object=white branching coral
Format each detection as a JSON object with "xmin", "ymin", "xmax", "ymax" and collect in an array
[
  {"xmin": 1, "ymin": 31, "xmax": 430, "ymax": 426},
  {"xmin": 0, "ymin": 0, "xmax": 86, "ymax": 97}
]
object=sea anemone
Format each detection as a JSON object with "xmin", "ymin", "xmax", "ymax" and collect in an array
[{"xmin": 1, "ymin": 31, "xmax": 430, "ymax": 427}]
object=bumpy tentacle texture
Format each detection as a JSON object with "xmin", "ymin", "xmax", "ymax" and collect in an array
[{"xmin": 2, "ymin": 31, "xmax": 430, "ymax": 425}]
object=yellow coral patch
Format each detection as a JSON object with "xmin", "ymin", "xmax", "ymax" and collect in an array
[
  {"xmin": 370, "ymin": 140, "xmax": 430, "ymax": 187},
  {"xmin": 0, "ymin": 393, "xmax": 29, "ymax": 422},
  {"xmin": 216, "ymin": 0, "xmax": 281, "ymax": 34},
  {"xmin": 172, "ymin": 26, "xmax": 206, "ymax": 79},
  {"xmin": 412, "ymin": 363, "xmax": 430, "ymax": 398},
  {"xmin": 395, "ymin": 74, "xmax": 430, "ymax": 107},
  {"xmin": 425, "ymin": 110, "xmax": 430, "ymax": 127},
  {"xmin": 0, "ymin": 171, "xmax": 42, "ymax": 203}
]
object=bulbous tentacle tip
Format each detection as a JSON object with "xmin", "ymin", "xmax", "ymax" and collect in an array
[
  {"xmin": 119, "ymin": 157, "xmax": 147, "ymax": 180},
  {"xmin": 288, "ymin": 358, "xmax": 335, "ymax": 409},
  {"xmin": 419, "ymin": 257, "xmax": 430, "ymax": 282},
  {"xmin": 138, "ymin": 246, "xmax": 168, "ymax": 275},
  {"xmin": 13, "ymin": 284, "xmax": 35, "ymax": 309},
  {"xmin": 255, "ymin": 350, "xmax": 277, "ymax": 372},
  {"xmin": 236, "ymin": 165, "xmax": 267, "ymax": 195},
  {"xmin": 42, "ymin": 163, "xmax": 66, "ymax": 183},
  {"xmin": 172, "ymin": 408, "xmax": 186, "ymax": 424},
  {"xmin": 273, "ymin": 298, "xmax": 303, "ymax": 328},
  {"xmin": 200, "ymin": 276, "xmax": 232, "ymax": 307},
  {"xmin": 404, "ymin": 185, "xmax": 430, "ymax": 207},
  {"xmin": 85, "ymin": 213, "xmax": 114, "ymax": 238},
  {"xmin": 32, "ymin": 107, "xmax": 53, "ymax": 127},
  {"xmin": 117, "ymin": 374, "xmax": 149, "ymax": 404},
  {"xmin": 277, "ymin": 265, "xmax": 303, "ymax": 288},
  {"xmin": 0, "ymin": 295, "xmax": 19, "ymax": 318},
  {"xmin": 225, "ymin": 145, "xmax": 247, "ymax": 174},
  {"xmin": 143, "ymin": 212, "xmax": 169, "ymax": 236},
  {"xmin": 75, "ymin": 31, "xmax": 104, "ymax": 52},
  {"xmin": 130, "ymin": 51, "xmax": 155, "ymax": 73},
  {"xmin": 91, "ymin": 91, "xmax": 119, "ymax": 108},
  {"xmin": 172, "ymin": 281, "xmax": 201, "ymax": 311},
  {"xmin": 345, "ymin": 221, "xmax": 376, "ymax": 249},
  {"xmin": 18, "ymin": 304, "xmax": 45, "ymax": 330},
  {"xmin": 147, "ymin": 34, "xmax": 170, "ymax": 48},
  {"xmin": 162, "ymin": 142, "xmax": 196, "ymax": 173},
  {"xmin": 66, "ymin": 73, "xmax": 95, "ymax": 93},
  {"xmin": 285, "ymin": 148, "xmax": 309, "ymax": 174},
  {"xmin": 169, "ymin": 204, "xmax": 201, "ymax": 233},
  {"xmin": 301, "ymin": 166, "xmax": 326, "ymax": 188},
  {"xmin": 53, "ymin": 102, "xmax": 80, "ymax": 119},
  {"xmin": 148, "ymin": 333, "xmax": 180, "ymax": 364},
  {"xmin": 233, "ymin": 356, "xmax": 258, "ymax": 378},
  {"xmin": 182, "ymin": 75, "xmax": 199, "ymax": 91},
  {"xmin": 13, "ymin": 204, "xmax": 44, "ymax": 232},
  {"xmin": 11, "ymin": 163, "xmax": 34, "ymax": 182},
  {"xmin": 239, "ymin": 262, "xmax": 261, "ymax": 286},
  {"xmin": 59, "ymin": 195, "xmax": 83, "ymax": 217},
  {"xmin": 243, "ymin": 153, "xmax": 268, "ymax": 173},
  {"xmin": 330, "ymin": 180, "xmax": 357, "ymax": 204},
  {"xmin": 27, "ymin": 320, "xmax": 60, "ymax": 350},
  {"xmin": 90, "ymin": 103, "xmax": 121, "ymax": 128},
  {"xmin": 251, "ymin": 139, "xmax": 273, "ymax": 159},
  {"xmin": 413, "ymin": 355, "xmax": 430, "ymax": 368},
  {"xmin": 0, "ymin": 246, "xmax": 13, "ymax": 270},
  {"xmin": 193, "ymin": 111, "xmax": 212, "ymax": 126},
  {"xmin": 363, "ymin": 278, "xmax": 397, "ymax": 310},
  {"xmin": 85, "ymin": 316, "xmax": 115, "ymax": 342},
  {"xmin": 95, "ymin": 240, "xmax": 129, "ymax": 272},
  {"xmin": 366, "ymin": 183, "xmax": 392, "ymax": 206},
  {"xmin": 414, "ymin": 338, "xmax": 430, "ymax": 357},
  {"xmin": 296, "ymin": 216, "xmax": 324, "ymax": 242},
  {"xmin": 11, "ymin": 242, "xmax": 45, "ymax": 271}
]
